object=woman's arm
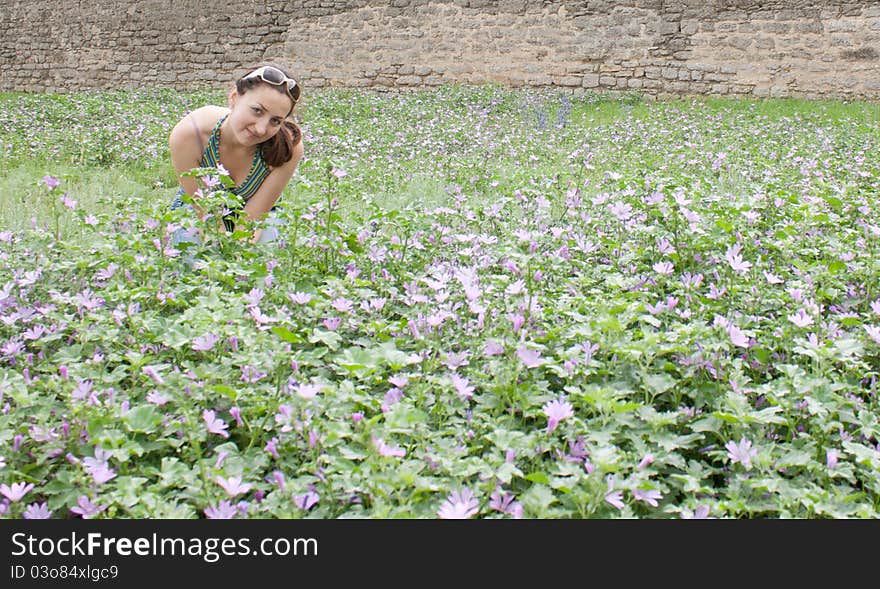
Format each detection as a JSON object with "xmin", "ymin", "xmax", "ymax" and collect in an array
[
  {"xmin": 242, "ymin": 140, "xmax": 305, "ymax": 220},
  {"xmin": 168, "ymin": 107, "xmax": 224, "ymax": 218}
]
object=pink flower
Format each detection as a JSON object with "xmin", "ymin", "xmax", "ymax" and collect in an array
[
  {"xmin": 826, "ymin": 449, "xmax": 838, "ymax": 470},
  {"xmin": 0, "ymin": 481, "xmax": 34, "ymax": 502},
  {"xmin": 294, "ymin": 490, "xmax": 319, "ymax": 511},
  {"xmin": 727, "ymin": 324, "xmax": 750, "ymax": 348},
  {"xmin": 191, "ymin": 333, "xmax": 219, "ymax": 351},
  {"xmin": 632, "ymin": 488, "xmax": 663, "ymax": 507},
  {"xmin": 203, "ymin": 410, "xmax": 230, "ymax": 438},
  {"xmin": 373, "ymin": 437, "xmax": 406, "ymax": 458},
  {"xmin": 437, "ymin": 488, "xmax": 479, "ymax": 519},
  {"xmin": 70, "ymin": 496, "xmax": 106, "ymax": 519},
  {"xmin": 516, "ymin": 346, "xmax": 544, "ymax": 368},
  {"xmin": 652, "ymin": 261, "xmax": 674, "ymax": 275},
  {"xmin": 204, "ymin": 500, "xmax": 238, "ymax": 519},
  {"xmin": 215, "ymin": 475, "xmax": 252, "ymax": 498},
  {"xmin": 23, "ymin": 502, "xmax": 52, "ymax": 519},
  {"xmin": 290, "ymin": 381, "xmax": 322, "ymax": 399},
  {"xmin": 542, "ymin": 398, "xmax": 574, "ymax": 434},
  {"xmin": 788, "ymin": 309, "xmax": 813, "ymax": 328},
  {"xmin": 489, "ymin": 490, "xmax": 523, "ymax": 519},
  {"xmin": 42, "ymin": 175, "xmax": 60, "ymax": 190},
  {"xmin": 604, "ymin": 490, "xmax": 625, "ymax": 510},
  {"xmin": 450, "ymin": 373, "xmax": 475, "ymax": 400},
  {"xmin": 725, "ymin": 436, "xmax": 758, "ymax": 469}
]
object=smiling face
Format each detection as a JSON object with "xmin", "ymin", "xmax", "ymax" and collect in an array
[{"xmin": 226, "ymin": 84, "xmax": 294, "ymax": 147}]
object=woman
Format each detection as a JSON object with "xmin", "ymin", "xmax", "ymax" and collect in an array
[{"xmin": 168, "ymin": 63, "xmax": 304, "ymax": 244}]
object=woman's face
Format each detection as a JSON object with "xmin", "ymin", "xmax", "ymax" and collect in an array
[{"xmin": 227, "ymin": 84, "xmax": 293, "ymax": 146}]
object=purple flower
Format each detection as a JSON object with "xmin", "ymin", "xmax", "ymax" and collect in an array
[
  {"xmin": 636, "ymin": 454, "xmax": 654, "ymax": 470},
  {"xmin": 23, "ymin": 502, "xmax": 52, "ymax": 519},
  {"xmin": 489, "ymin": 490, "xmax": 523, "ymax": 519},
  {"xmin": 215, "ymin": 475, "xmax": 252, "ymax": 498},
  {"xmin": 483, "ymin": 340, "xmax": 504, "ymax": 357},
  {"xmin": 204, "ymin": 500, "xmax": 238, "ymax": 519},
  {"xmin": 202, "ymin": 410, "xmax": 230, "ymax": 438},
  {"xmin": 146, "ymin": 390, "xmax": 170, "ymax": 406},
  {"xmin": 727, "ymin": 324, "xmax": 750, "ymax": 348},
  {"xmin": 450, "ymin": 373, "xmax": 475, "ymax": 400},
  {"xmin": 604, "ymin": 490, "xmax": 625, "ymax": 510},
  {"xmin": 632, "ymin": 488, "xmax": 663, "ymax": 507},
  {"xmin": 542, "ymin": 398, "xmax": 574, "ymax": 434},
  {"xmin": 294, "ymin": 490, "xmax": 320, "ymax": 511},
  {"xmin": 725, "ymin": 436, "xmax": 758, "ymax": 470},
  {"xmin": 516, "ymin": 346, "xmax": 544, "ymax": 368},
  {"xmin": 290, "ymin": 381, "xmax": 322, "ymax": 399},
  {"xmin": 0, "ymin": 481, "xmax": 34, "ymax": 502},
  {"xmin": 43, "ymin": 175, "xmax": 60, "ymax": 190},
  {"xmin": 437, "ymin": 488, "xmax": 479, "ymax": 519},
  {"xmin": 192, "ymin": 333, "xmax": 219, "ymax": 351},
  {"xmin": 70, "ymin": 496, "xmax": 106, "ymax": 519},
  {"xmin": 142, "ymin": 365, "xmax": 165, "ymax": 385},
  {"xmin": 788, "ymin": 308, "xmax": 813, "ymax": 328},
  {"xmin": 652, "ymin": 261, "xmax": 674, "ymax": 275},
  {"xmin": 373, "ymin": 437, "xmax": 406, "ymax": 458},
  {"xmin": 682, "ymin": 505, "xmax": 713, "ymax": 519},
  {"xmin": 826, "ymin": 449, "xmax": 838, "ymax": 470}
]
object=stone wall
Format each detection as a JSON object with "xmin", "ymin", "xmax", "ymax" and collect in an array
[{"xmin": 2, "ymin": 1, "xmax": 879, "ymax": 99}]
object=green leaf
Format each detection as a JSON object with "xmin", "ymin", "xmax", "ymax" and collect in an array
[
  {"xmin": 123, "ymin": 404, "xmax": 163, "ymax": 433},
  {"xmin": 524, "ymin": 471, "xmax": 549, "ymax": 484},
  {"xmin": 272, "ymin": 325, "xmax": 303, "ymax": 344}
]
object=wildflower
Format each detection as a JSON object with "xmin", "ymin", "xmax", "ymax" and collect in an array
[
  {"xmin": 202, "ymin": 409, "xmax": 230, "ymax": 438},
  {"xmin": 636, "ymin": 454, "xmax": 654, "ymax": 470},
  {"xmin": 192, "ymin": 333, "xmax": 219, "ymax": 352},
  {"xmin": 373, "ymin": 437, "xmax": 406, "ymax": 458},
  {"xmin": 215, "ymin": 475, "xmax": 252, "ymax": 498},
  {"xmin": 652, "ymin": 261, "xmax": 674, "ymax": 275},
  {"xmin": 43, "ymin": 175, "xmax": 60, "ymax": 189},
  {"xmin": 437, "ymin": 488, "xmax": 479, "ymax": 519},
  {"xmin": 288, "ymin": 291, "xmax": 312, "ymax": 305},
  {"xmin": 763, "ymin": 271, "xmax": 784, "ymax": 284},
  {"xmin": 60, "ymin": 194, "xmax": 77, "ymax": 210},
  {"xmin": 727, "ymin": 324, "xmax": 750, "ymax": 348},
  {"xmin": 682, "ymin": 505, "xmax": 713, "ymax": 519},
  {"xmin": 788, "ymin": 309, "xmax": 813, "ymax": 328},
  {"xmin": 290, "ymin": 381, "xmax": 322, "ymax": 399},
  {"xmin": 864, "ymin": 325, "xmax": 880, "ymax": 345},
  {"xmin": 70, "ymin": 496, "xmax": 106, "ymax": 519},
  {"xmin": 483, "ymin": 340, "xmax": 504, "ymax": 357},
  {"xmin": 331, "ymin": 297, "xmax": 354, "ymax": 313},
  {"xmin": 632, "ymin": 488, "xmax": 663, "ymax": 507},
  {"xmin": 489, "ymin": 490, "xmax": 523, "ymax": 519},
  {"xmin": 605, "ymin": 489, "xmax": 625, "ymax": 510},
  {"xmin": 725, "ymin": 436, "xmax": 758, "ymax": 469},
  {"xmin": 23, "ymin": 502, "xmax": 52, "ymax": 519},
  {"xmin": 543, "ymin": 398, "xmax": 574, "ymax": 434},
  {"xmin": 322, "ymin": 317, "xmax": 341, "ymax": 331},
  {"xmin": 142, "ymin": 365, "xmax": 165, "ymax": 385},
  {"xmin": 294, "ymin": 490, "xmax": 319, "ymax": 511},
  {"xmin": 516, "ymin": 346, "xmax": 544, "ymax": 368},
  {"xmin": 826, "ymin": 449, "xmax": 838, "ymax": 470},
  {"xmin": 204, "ymin": 500, "xmax": 238, "ymax": 519},
  {"xmin": 0, "ymin": 481, "xmax": 34, "ymax": 502},
  {"xmin": 146, "ymin": 390, "xmax": 170, "ymax": 406},
  {"xmin": 450, "ymin": 373, "xmax": 475, "ymax": 401}
]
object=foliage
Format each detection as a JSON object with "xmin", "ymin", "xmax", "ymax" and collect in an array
[{"xmin": 1, "ymin": 87, "xmax": 879, "ymax": 519}]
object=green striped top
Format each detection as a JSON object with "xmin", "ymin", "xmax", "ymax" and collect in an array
[{"xmin": 202, "ymin": 114, "xmax": 271, "ymax": 202}]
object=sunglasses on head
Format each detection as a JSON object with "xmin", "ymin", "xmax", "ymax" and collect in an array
[{"xmin": 242, "ymin": 66, "xmax": 299, "ymax": 99}]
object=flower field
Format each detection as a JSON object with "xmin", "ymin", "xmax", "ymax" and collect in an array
[{"xmin": 1, "ymin": 86, "xmax": 879, "ymax": 518}]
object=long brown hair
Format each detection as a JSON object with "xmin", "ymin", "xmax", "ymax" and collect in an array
[{"xmin": 235, "ymin": 62, "xmax": 303, "ymax": 167}]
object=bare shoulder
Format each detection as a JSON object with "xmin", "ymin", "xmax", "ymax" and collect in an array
[{"xmin": 170, "ymin": 106, "xmax": 228, "ymax": 144}]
